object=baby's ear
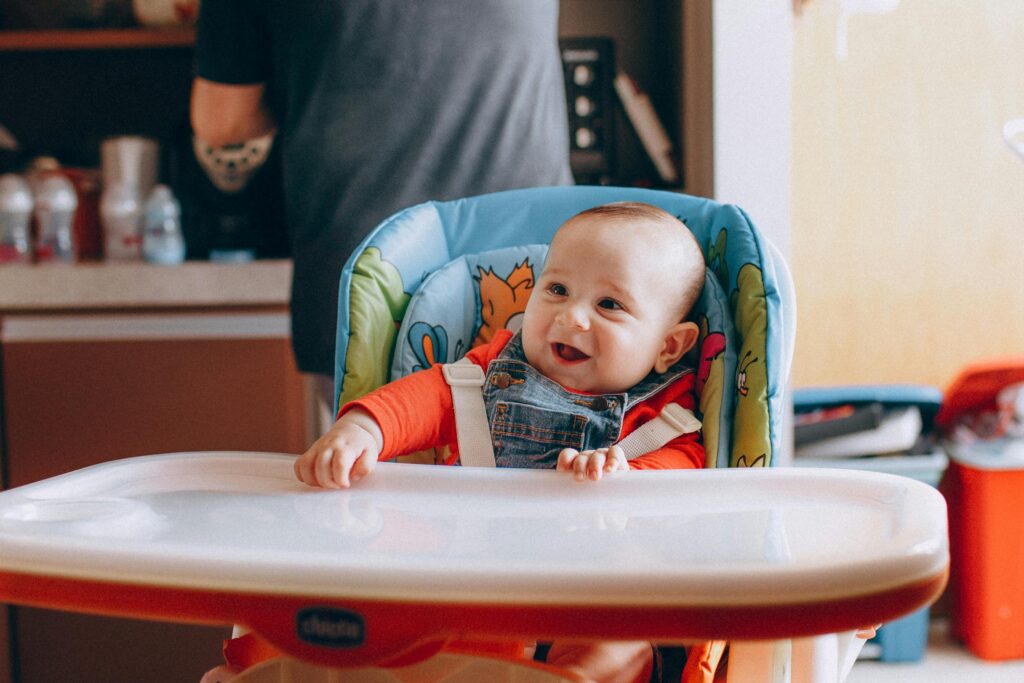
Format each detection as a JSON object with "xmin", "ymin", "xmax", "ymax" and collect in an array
[{"xmin": 655, "ymin": 322, "xmax": 699, "ymax": 374}]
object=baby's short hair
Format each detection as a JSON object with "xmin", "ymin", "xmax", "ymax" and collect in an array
[
  {"xmin": 573, "ymin": 201, "xmax": 677, "ymax": 223},
  {"xmin": 570, "ymin": 201, "xmax": 706, "ymax": 320}
]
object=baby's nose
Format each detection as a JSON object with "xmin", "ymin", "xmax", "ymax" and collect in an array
[{"xmin": 556, "ymin": 305, "xmax": 590, "ymax": 330}]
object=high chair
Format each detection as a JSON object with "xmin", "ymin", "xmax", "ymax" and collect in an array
[{"xmin": 0, "ymin": 187, "xmax": 948, "ymax": 683}]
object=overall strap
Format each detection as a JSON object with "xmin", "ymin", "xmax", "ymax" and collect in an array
[{"xmin": 441, "ymin": 358, "xmax": 496, "ymax": 467}]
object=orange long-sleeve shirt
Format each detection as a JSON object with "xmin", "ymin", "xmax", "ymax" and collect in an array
[{"xmin": 343, "ymin": 329, "xmax": 704, "ymax": 469}]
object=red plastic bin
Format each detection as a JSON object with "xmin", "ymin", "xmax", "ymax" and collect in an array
[
  {"xmin": 939, "ymin": 358, "xmax": 1024, "ymax": 660},
  {"xmin": 944, "ymin": 451, "xmax": 1024, "ymax": 660}
]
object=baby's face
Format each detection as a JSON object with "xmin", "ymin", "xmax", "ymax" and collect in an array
[{"xmin": 521, "ymin": 217, "xmax": 684, "ymax": 394}]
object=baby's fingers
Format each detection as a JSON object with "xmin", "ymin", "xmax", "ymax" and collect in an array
[
  {"xmin": 316, "ymin": 447, "xmax": 343, "ymax": 488},
  {"xmin": 330, "ymin": 447, "xmax": 372, "ymax": 489},
  {"xmin": 558, "ymin": 448, "xmax": 622, "ymax": 481},
  {"xmin": 296, "ymin": 450, "xmax": 327, "ymax": 489},
  {"xmin": 295, "ymin": 449, "xmax": 322, "ymax": 487},
  {"xmin": 557, "ymin": 448, "xmax": 581, "ymax": 471},
  {"xmin": 331, "ymin": 449, "xmax": 350, "ymax": 488},
  {"xmin": 349, "ymin": 450, "xmax": 376, "ymax": 485},
  {"xmin": 604, "ymin": 445, "xmax": 628, "ymax": 472},
  {"xmin": 584, "ymin": 450, "xmax": 607, "ymax": 480},
  {"xmin": 571, "ymin": 451, "xmax": 592, "ymax": 481}
]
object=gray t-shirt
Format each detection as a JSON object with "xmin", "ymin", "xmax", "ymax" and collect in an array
[{"xmin": 196, "ymin": 0, "xmax": 572, "ymax": 375}]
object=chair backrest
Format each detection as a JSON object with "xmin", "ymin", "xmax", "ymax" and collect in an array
[{"xmin": 334, "ymin": 186, "xmax": 795, "ymax": 468}]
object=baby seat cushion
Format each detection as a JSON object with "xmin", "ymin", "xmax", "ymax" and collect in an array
[
  {"xmin": 334, "ymin": 186, "xmax": 785, "ymax": 469},
  {"xmin": 390, "ymin": 244, "xmax": 549, "ymax": 376}
]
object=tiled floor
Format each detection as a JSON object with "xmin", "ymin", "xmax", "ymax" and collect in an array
[{"xmin": 847, "ymin": 620, "xmax": 1024, "ymax": 682}]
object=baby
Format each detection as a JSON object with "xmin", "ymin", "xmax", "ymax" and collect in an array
[
  {"xmin": 296, "ymin": 201, "xmax": 707, "ymax": 489},
  {"xmin": 296, "ymin": 201, "xmax": 707, "ymax": 683}
]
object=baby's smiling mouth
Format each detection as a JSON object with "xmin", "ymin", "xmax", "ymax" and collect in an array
[{"xmin": 553, "ymin": 342, "xmax": 590, "ymax": 363}]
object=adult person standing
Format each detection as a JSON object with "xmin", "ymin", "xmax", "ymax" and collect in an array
[{"xmin": 191, "ymin": 0, "xmax": 573, "ymax": 434}]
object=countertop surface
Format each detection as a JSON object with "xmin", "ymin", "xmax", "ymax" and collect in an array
[{"xmin": 0, "ymin": 260, "xmax": 292, "ymax": 311}]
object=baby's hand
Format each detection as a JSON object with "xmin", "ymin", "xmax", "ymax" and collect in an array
[
  {"xmin": 294, "ymin": 408, "xmax": 382, "ymax": 489},
  {"xmin": 557, "ymin": 445, "xmax": 628, "ymax": 481}
]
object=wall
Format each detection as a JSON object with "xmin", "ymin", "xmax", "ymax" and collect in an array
[
  {"xmin": 713, "ymin": 0, "xmax": 793, "ymax": 255},
  {"xmin": 791, "ymin": 0, "xmax": 1024, "ymax": 388}
]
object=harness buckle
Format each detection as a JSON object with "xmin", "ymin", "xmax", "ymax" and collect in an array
[
  {"xmin": 442, "ymin": 361, "xmax": 486, "ymax": 387},
  {"xmin": 659, "ymin": 402, "xmax": 703, "ymax": 434}
]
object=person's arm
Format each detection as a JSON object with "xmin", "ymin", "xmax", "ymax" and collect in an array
[
  {"xmin": 190, "ymin": 78, "xmax": 277, "ymax": 147},
  {"xmin": 191, "ymin": 0, "xmax": 275, "ymax": 146}
]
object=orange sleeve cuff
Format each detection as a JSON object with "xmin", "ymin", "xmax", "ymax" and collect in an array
[{"xmin": 627, "ymin": 440, "xmax": 704, "ymax": 470}]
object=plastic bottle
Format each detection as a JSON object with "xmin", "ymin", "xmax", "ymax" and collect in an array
[
  {"xmin": 0, "ymin": 174, "xmax": 34, "ymax": 264},
  {"xmin": 100, "ymin": 181, "xmax": 143, "ymax": 260},
  {"xmin": 33, "ymin": 175, "xmax": 78, "ymax": 264},
  {"xmin": 142, "ymin": 184, "xmax": 185, "ymax": 265}
]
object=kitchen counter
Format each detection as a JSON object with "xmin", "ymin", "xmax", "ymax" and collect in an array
[{"xmin": 0, "ymin": 260, "xmax": 292, "ymax": 311}]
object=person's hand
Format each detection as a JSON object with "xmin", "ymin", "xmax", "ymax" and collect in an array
[
  {"xmin": 557, "ymin": 445, "xmax": 628, "ymax": 481},
  {"xmin": 294, "ymin": 408, "xmax": 382, "ymax": 488}
]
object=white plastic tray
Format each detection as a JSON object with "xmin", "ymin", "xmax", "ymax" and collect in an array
[{"xmin": 0, "ymin": 452, "xmax": 949, "ymax": 666}]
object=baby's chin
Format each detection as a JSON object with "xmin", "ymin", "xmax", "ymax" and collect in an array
[
  {"xmin": 546, "ymin": 368, "xmax": 632, "ymax": 395},
  {"xmin": 574, "ymin": 370, "xmax": 649, "ymax": 396}
]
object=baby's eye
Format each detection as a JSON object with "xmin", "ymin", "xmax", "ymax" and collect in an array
[
  {"xmin": 547, "ymin": 283, "xmax": 568, "ymax": 296},
  {"xmin": 597, "ymin": 298, "xmax": 622, "ymax": 310}
]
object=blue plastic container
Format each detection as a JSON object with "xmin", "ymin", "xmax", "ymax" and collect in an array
[{"xmin": 867, "ymin": 605, "xmax": 930, "ymax": 662}]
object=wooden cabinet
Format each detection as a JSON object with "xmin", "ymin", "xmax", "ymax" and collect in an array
[
  {"xmin": 1, "ymin": 311, "xmax": 306, "ymax": 487},
  {"xmin": 0, "ymin": 262, "xmax": 305, "ymax": 683}
]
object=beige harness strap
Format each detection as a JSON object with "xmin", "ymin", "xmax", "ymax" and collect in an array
[
  {"xmin": 616, "ymin": 402, "xmax": 702, "ymax": 460},
  {"xmin": 441, "ymin": 358, "xmax": 496, "ymax": 467}
]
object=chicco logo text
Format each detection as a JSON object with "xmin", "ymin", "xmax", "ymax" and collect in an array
[{"xmin": 296, "ymin": 607, "xmax": 365, "ymax": 648}]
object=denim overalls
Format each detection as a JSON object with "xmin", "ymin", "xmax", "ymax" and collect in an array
[{"xmin": 480, "ymin": 331, "xmax": 693, "ymax": 469}]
